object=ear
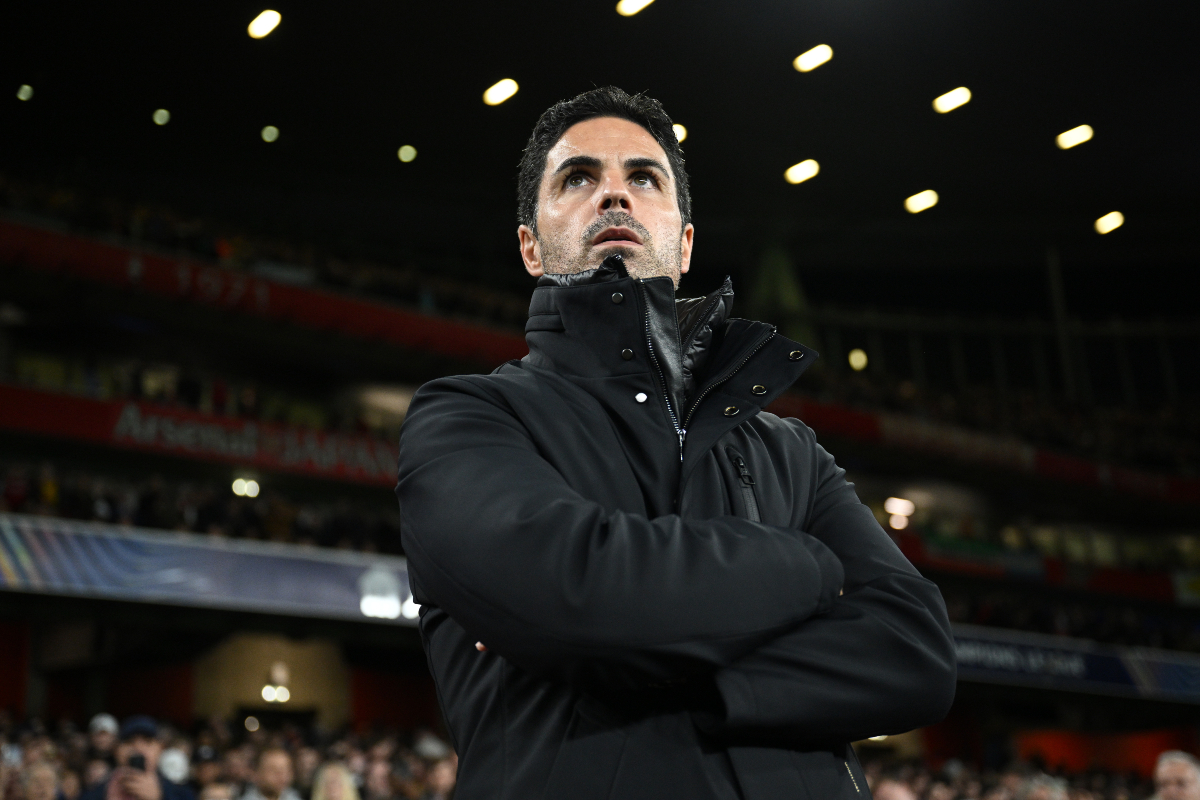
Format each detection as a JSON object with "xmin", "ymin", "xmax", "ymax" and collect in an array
[
  {"xmin": 518, "ymin": 225, "xmax": 543, "ymax": 277},
  {"xmin": 679, "ymin": 223, "xmax": 694, "ymax": 275}
]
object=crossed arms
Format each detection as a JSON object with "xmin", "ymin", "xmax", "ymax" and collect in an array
[{"xmin": 396, "ymin": 378, "xmax": 956, "ymax": 744}]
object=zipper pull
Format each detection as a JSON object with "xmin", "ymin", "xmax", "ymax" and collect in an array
[
  {"xmin": 727, "ymin": 448, "xmax": 755, "ymax": 485},
  {"xmin": 678, "ymin": 429, "xmax": 686, "ymax": 461}
]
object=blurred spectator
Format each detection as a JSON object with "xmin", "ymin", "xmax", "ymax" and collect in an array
[
  {"xmin": 419, "ymin": 758, "xmax": 455, "ymax": 800},
  {"xmin": 877, "ymin": 778, "xmax": 920, "ymax": 800},
  {"xmin": 188, "ymin": 749, "xmax": 220, "ymax": 795},
  {"xmin": 84, "ymin": 761, "xmax": 111, "ymax": 791},
  {"xmin": 87, "ymin": 714, "xmax": 118, "ymax": 765},
  {"xmin": 291, "ymin": 751, "xmax": 318, "ymax": 800},
  {"xmin": 22, "ymin": 763, "xmax": 59, "ymax": 800},
  {"xmin": 310, "ymin": 765, "xmax": 358, "ymax": 800},
  {"xmin": 1019, "ymin": 774, "xmax": 1068, "ymax": 800},
  {"xmin": 1154, "ymin": 751, "xmax": 1200, "ymax": 800},
  {"xmin": 79, "ymin": 717, "xmax": 195, "ymax": 800},
  {"xmin": 237, "ymin": 751, "xmax": 297, "ymax": 800}
]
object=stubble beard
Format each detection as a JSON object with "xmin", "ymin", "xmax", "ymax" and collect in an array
[{"xmin": 538, "ymin": 211, "xmax": 682, "ymax": 287}]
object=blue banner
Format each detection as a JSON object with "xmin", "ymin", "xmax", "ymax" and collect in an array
[{"xmin": 0, "ymin": 513, "xmax": 415, "ymax": 625}]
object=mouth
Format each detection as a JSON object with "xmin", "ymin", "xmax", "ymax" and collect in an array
[{"xmin": 591, "ymin": 227, "xmax": 643, "ymax": 247}]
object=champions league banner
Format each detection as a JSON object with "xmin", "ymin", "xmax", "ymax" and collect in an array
[
  {"xmin": 953, "ymin": 623, "xmax": 1200, "ymax": 704},
  {"xmin": 0, "ymin": 512, "xmax": 417, "ymax": 625},
  {"xmin": 5, "ymin": 511, "xmax": 1200, "ymax": 703}
]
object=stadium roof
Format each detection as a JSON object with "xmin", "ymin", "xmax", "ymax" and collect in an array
[{"xmin": 3, "ymin": 0, "xmax": 1196, "ymax": 312}]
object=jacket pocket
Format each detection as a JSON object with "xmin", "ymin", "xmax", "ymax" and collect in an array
[{"xmin": 725, "ymin": 446, "xmax": 760, "ymax": 523}]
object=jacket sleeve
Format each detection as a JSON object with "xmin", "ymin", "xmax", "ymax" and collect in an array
[
  {"xmin": 699, "ymin": 424, "xmax": 957, "ymax": 744},
  {"xmin": 396, "ymin": 377, "xmax": 844, "ymax": 687}
]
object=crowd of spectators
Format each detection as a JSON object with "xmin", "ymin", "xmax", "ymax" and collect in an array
[
  {"xmin": 856, "ymin": 751, "xmax": 1200, "ymax": 800},
  {"xmin": 0, "ymin": 461, "xmax": 401, "ymax": 555},
  {"xmin": 3, "ymin": 172, "xmax": 1198, "ymax": 478},
  {"xmin": 0, "ymin": 713, "xmax": 456, "ymax": 800},
  {"xmin": 5, "ymin": 709, "xmax": 1198, "ymax": 800}
]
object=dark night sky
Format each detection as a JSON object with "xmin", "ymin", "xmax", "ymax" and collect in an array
[{"xmin": 2, "ymin": 0, "xmax": 1196, "ymax": 318}]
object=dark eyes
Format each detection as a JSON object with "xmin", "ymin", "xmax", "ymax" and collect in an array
[{"xmin": 564, "ymin": 172, "xmax": 659, "ymax": 189}]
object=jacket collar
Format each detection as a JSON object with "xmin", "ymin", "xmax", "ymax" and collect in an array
[
  {"xmin": 527, "ymin": 255, "xmax": 735, "ymax": 417},
  {"xmin": 522, "ymin": 254, "xmax": 818, "ymax": 470}
]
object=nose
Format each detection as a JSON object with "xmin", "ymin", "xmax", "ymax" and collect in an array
[{"xmin": 596, "ymin": 171, "xmax": 632, "ymax": 215}]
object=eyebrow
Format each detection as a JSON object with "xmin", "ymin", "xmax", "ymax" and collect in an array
[
  {"xmin": 552, "ymin": 155, "xmax": 602, "ymax": 175},
  {"xmin": 624, "ymin": 157, "xmax": 671, "ymax": 181},
  {"xmin": 551, "ymin": 154, "xmax": 672, "ymax": 183}
]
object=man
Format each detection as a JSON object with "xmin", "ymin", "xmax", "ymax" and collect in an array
[
  {"xmin": 237, "ymin": 750, "xmax": 299, "ymax": 800},
  {"xmin": 1155, "ymin": 751, "xmax": 1200, "ymax": 800},
  {"xmin": 79, "ymin": 717, "xmax": 195, "ymax": 800},
  {"xmin": 87, "ymin": 714, "xmax": 119, "ymax": 764},
  {"xmin": 396, "ymin": 86, "xmax": 956, "ymax": 799}
]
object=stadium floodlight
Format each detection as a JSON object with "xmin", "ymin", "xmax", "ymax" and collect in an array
[
  {"xmin": 1094, "ymin": 211, "xmax": 1124, "ymax": 234},
  {"xmin": 848, "ymin": 349, "xmax": 868, "ymax": 371},
  {"xmin": 793, "ymin": 44, "xmax": 833, "ymax": 73},
  {"xmin": 890, "ymin": 515, "xmax": 910, "ymax": 530},
  {"xmin": 905, "ymin": 190, "xmax": 938, "ymax": 213},
  {"xmin": 248, "ymin": 10, "xmax": 281, "ymax": 39},
  {"xmin": 261, "ymin": 125, "xmax": 279, "ymax": 142},
  {"xmin": 398, "ymin": 145, "xmax": 417, "ymax": 162},
  {"xmin": 616, "ymin": 0, "xmax": 656, "ymax": 16},
  {"xmin": 885, "ymin": 497, "xmax": 916, "ymax": 516},
  {"xmin": 17, "ymin": 85, "xmax": 33, "ymax": 101},
  {"xmin": 153, "ymin": 109, "xmax": 170, "ymax": 125},
  {"xmin": 483, "ymin": 79, "xmax": 519, "ymax": 106},
  {"xmin": 932, "ymin": 87, "xmax": 971, "ymax": 113},
  {"xmin": 672, "ymin": 124, "xmax": 687, "ymax": 143},
  {"xmin": 784, "ymin": 159, "xmax": 819, "ymax": 184},
  {"xmin": 1056, "ymin": 124, "xmax": 1094, "ymax": 150}
]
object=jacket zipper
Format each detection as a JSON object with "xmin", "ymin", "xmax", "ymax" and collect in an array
[
  {"xmin": 845, "ymin": 761, "xmax": 861, "ymax": 794},
  {"xmin": 679, "ymin": 294, "xmax": 724, "ymax": 355},
  {"xmin": 681, "ymin": 328, "xmax": 776, "ymax": 433},
  {"xmin": 725, "ymin": 447, "xmax": 760, "ymax": 523},
  {"xmin": 636, "ymin": 281, "xmax": 686, "ymax": 460}
]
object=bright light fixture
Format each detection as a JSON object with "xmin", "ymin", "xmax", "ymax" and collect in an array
[
  {"xmin": 402, "ymin": 594, "xmax": 421, "ymax": 619},
  {"xmin": 1056, "ymin": 124, "xmax": 1093, "ymax": 150},
  {"xmin": 905, "ymin": 190, "xmax": 938, "ymax": 214},
  {"xmin": 261, "ymin": 125, "xmax": 279, "ymax": 142},
  {"xmin": 232, "ymin": 478, "xmax": 247, "ymax": 496},
  {"xmin": 153, "ymin": 109, "xmax": 170, "ymax": 126},
  {"xmin": 275, "ymin": 686, "xmax": 290, "ymax": 702},
  {"xmin": 261, "ymin": 685, "xmax": 277, "ymax": 702},
  {"xmin": 1094, "ymin": 211, "xmax": 1124, "ymax": 234},
  {"xmin": 932, "ymin": 87, "xmax": 971, "ymax": 114},
  {"xmin": 672, "ymin": 124, "xmax": 687, "ymax": 143},
  {"xmin": 884, "ymin": 497, "xmax": 916, "ymax": 516},
  {"xmin": 793, "ymin": 44, "xmax": 833, "ymax": 73},
  {"xmin": 616, "ymin": 0, "xmax": 656, "ymax": 16},
  {"xmin": 361, "ymin": 594, "xmax": 402, "ymax": 619},
  {"xmin": 869, "ymin": 735, "xmax": 889, "ymax": 742},
  {"xmin": 784, "ymin": 159, "xmax": 819, "ymax": 184},
  {"xmin": 244, "ymin": 716, "xmax": 260, "ymax": 732},
  {"xmin": 483, "ymin": 79, "xmax": 519, "ymax": 106},
  {"xmin": 248, "ymin": 10, "xmax": 281, "ymax": 39},
  {"xmin": 848, "ymin": 348, "xmax": 868, "ymax": 371},
  {"xmin": 16, "ymin": 85, "xmax": 33, "ymax": 101},
  {"xmin": 397, "ymin": 145, "xmax": 417, "ymax": 163},
  {"xmin": 889, "ymin": 514, "xmax": 910, "ymax": 530},
  {"xmin": 245, "ymin": 479, "xmax": 260, "ymax": 498}
]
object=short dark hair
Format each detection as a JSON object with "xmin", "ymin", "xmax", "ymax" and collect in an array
[{"xmin": 517, "ymin": 86, "xmax": 691, "ymax": 232}]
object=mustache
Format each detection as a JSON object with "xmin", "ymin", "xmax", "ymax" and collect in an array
[{"xmin": 582, "ymin": 212, "xmax": 652, "ymax": 246}]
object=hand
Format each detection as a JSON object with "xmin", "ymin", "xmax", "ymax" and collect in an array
[{"xmin": 120, "ymin": 769, "xmax": 162, "ymax": 800}]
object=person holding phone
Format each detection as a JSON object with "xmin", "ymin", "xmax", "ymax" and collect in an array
[{"xmin": 79, "ymin": 717, "xmax": 196, "ymax": 800}]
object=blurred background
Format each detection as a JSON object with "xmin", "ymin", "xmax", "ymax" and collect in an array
[{"xmin": 1, "ymin": 0, "xmax": 1198, "ymax": 799}]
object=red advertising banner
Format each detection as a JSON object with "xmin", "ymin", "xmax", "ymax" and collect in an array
[
  {"xmin": 0, "ymin": 217, "xmax": 529, "ymax": 367},
  {"xmin": 0, "ymin": 384, "xmax": 397, "ymax": 486}
]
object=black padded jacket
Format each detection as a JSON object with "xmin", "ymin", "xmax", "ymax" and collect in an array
[{"xmin": 396, "ymin": 257, "xmax": 956, "ymax": 800}]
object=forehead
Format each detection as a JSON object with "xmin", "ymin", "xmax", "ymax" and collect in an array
[
  {"xmin": 542, "ymin": 116, "xmax": 670, "ymax": 178},
  {"xmin": 1159, "ymin": 761, "xmax": 1197, "ymax": 779}
]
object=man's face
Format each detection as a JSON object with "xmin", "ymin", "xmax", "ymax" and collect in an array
[
  {"xmin": 1156, "ymin": 760, "xmax": 1200, "ymax": 800},
  {"xmin": 91, "ymin": 729, "xmax": 116, "ymax": 754},
  {"xmin": 258, "ymin": 752, "xmax": 294, "ymax": 797},
  {"xmin": 519, "ymin": 116, "xmax": 694, "ymax": 287}
]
